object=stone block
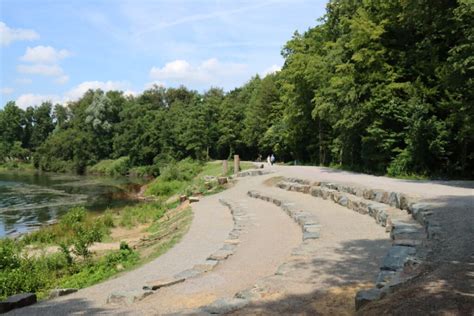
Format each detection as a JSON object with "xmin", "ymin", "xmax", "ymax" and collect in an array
[
  {"xmin": 0, "ymin": 293, "xmax": 37, "ymax": 313},
  {"xmin": 355, "ymin": 288, "xmax": 383, "ymax": 310},
  {"xmin": 143, "ymin": 277, "xmax": 185, "ymax": 291},
  {"xmin": 49, "ymin": 288, "xmax": 77, "ymax": 299},
  {"xmin": 390, "ymin": 221, "xmax": 425, "ymax": 240},
  {"xmin": 303, "ymin": 231, "xmax": 320, "ymax": 240},
  {"xmin": 310, "ymin": 187, "xmax": 323, "ymax": 197},
  {"xmin": 338, "ymin": 195, "xmax": 349, "ymax": 207},
  {"xmin": 202, "ymin": 298, "xmax": 248, "ymax": 314},
  {"xmin": 388, "ymin": 192, "xmax": 401, "ymax": 208},
  {"xmin": 381, "ymin": 246, "xmax": 417, "ymax": 271},
  {"xmin": 375, "ymin": 270, "xmax": 397, "ymax": 288},
  {"xmin": 189, "ymin": 196, "xmax": 200, "ymax": 203},
  {"xmin": 217, "ymin": 177, "xmax": 228, "ymax": 185},
  {"xmin": 208, "ymin": 249, "xmax": 234, "ymax": 261}
]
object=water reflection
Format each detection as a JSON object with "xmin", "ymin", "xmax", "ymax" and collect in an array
[{"xmin": 0, "ymin": 172, "xmax": 145, "ymax": 237}]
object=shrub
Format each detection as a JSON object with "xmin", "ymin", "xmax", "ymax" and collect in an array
[
  {"xmin": 88, "ymin": 157, "xmax": 131, "ymax": 176},
  {"xmin": 145, "ymin": 180, "xmax": 184, "ymax": 198},
  {"xmin": 0, "ymin": 239, "xmax": 20, "ymax": 270}
]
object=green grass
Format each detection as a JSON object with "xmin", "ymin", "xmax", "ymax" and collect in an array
[{"xmin": 145, "ymin": 159, "xmax": 257, "ymax": 199}]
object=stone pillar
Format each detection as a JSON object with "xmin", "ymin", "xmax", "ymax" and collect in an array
[
  {"xmin": 222, "ymin": 160, "xmax": 228, "ymax": 175},
  {"xmin": 233, "ymin": 155, "xmax": 240, "ymax": 174}
]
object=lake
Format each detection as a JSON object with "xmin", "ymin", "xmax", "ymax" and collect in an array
[{"xmin": 0, "ymin": 171, "xmax": 145, "ymax": 237}]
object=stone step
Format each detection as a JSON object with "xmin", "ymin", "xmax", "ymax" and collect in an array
[
  {"xmin": 247, "ymin": 190, "xmax": 321, "ymax": 241},
  {"xmin": 275, "ymin": 178, "xmax": 431, "ymax": 310},
  {"xmin": 280, "ymin": 177, "xmax": 418, "ymax": 211}
]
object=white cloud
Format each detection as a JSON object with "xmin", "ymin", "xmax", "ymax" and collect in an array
[
  {"xmin": 15, "ymin": 78, "xmax": 33, "ymax": 85},
  {"xmin": 20, "ymin": 46, "xmax": 71, "ymax": 64},
  {"xmin": 17, "ymin": 64, "xmax": 64, "ymax": 77},
  {"xmin": 54, "ymin": 75, "xmax": 70, "ymax": 85},
  {"xmin": 16, "ymin": 81, "xmax": 133, "ymax": 109},
  {"xmin": 149, "ymin": 58, "xmax": 247, "ymax": 87},
  {"xmin": 0, "ymin": 22, "xmax": 40, "ymax": 46},
  {"xmin": 261, "ymin": 64, "xmax": 281, "ymax": 76},
  {"xmin": 1, "ymin": 87, "xmax": 14, "ymax": 95},
  {"xmin": 64, "ymin": 80, "xmax": 130, "ymax": 100},
  {"xmin": 15, "ymin": 93, "xmax": 61, "ymax": 109}
]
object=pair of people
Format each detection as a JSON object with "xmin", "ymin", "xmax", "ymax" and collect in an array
[{"xmin": 267, "ymin": 154, "xmax": 275, "ymax": 166}]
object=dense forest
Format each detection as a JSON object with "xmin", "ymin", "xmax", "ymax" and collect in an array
[{"xmin": 1, "ymin": 0, "xmax": 473, "ymax": 178}]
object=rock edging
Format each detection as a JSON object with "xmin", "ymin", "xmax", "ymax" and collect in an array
[
  {"xmin": 236, "ymin": 169, "xmax": 273, "ymax": 177},
  {"xmin": 197, "ymin": 190, "xmax": 321, "ymax": 314},
  {"xmin": 107, "ymin": 198, "xmax": 247, "ymax": 306},
  {"xmin": 277, "ymin": 177, "xmax": 441, "ymax": 310}
]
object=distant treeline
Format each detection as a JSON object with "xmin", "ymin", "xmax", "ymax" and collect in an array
[{"xmin": 1, "ymin": 0, "xmax": 472, "ymax": 178}]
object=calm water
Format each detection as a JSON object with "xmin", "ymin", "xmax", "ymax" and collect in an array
[{"xmin": 0, "ymin": 172, "xmax": 144, "ymax": 237}]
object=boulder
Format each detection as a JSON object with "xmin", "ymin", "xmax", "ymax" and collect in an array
[
  {"xmin": 381, "ymin": 246, "xmax": 417, "ymax": 271},
  {"xmin": 355, "ymin": 288, "xmax": 383, "ymax": 310},
  {"xmin": 49, "ymin": 288, "xmax": 78, "ymax": 299},
  {"xmin": 390, "ymin": 221, "xmax": 425, "ymax": 240},
  {"xmin": 217, "ymin": 177, "xmax": 228, "ymax": 185},
  {"xmin": 0, "ymin": 293, "xmax": 37, "ymax": 313},
  {"xmin": 189, "ymin": 196, "xmax": 200, "ymax": 203}
]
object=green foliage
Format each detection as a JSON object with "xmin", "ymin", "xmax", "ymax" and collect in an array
[
  {"xmin": 145, "ymin": 159, "xmax": 203, "ymax": 197},
  {"xmin": 1, "ymin": 0, "xmax": 472, "ymax": 178},
  {"xmin": 88, "ymin": 157, "xmax": 131, "ymax": 176},
  {"xmin": 22, "ymin": 207, "xmax": 109, "ymax": 246},
  {"xmin": 59, "ymin": 245, "xmax": 139, "ymax": 289}
]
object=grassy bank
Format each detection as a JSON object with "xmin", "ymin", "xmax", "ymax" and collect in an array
[
  {"xmin": 0, "ymin": 159, "xmax": 255, "ymax": 300},
  {"xmin": 145, "ymin": 159, "xmax": 255, "ymax": 198},
  {"xmin": 0, "ymin": 161, "xmax": 35, "ymax": 172}
]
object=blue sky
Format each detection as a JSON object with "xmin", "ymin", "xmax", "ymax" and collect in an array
[{"xmin": 1, "ymin": 0, "xmax": 326, "ymax": 109}]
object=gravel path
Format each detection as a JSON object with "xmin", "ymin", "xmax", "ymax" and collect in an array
[
  {"xmin": 270, "ymin": 165, "xmax": 474, "ymax": 315},
  {"xmin": 10, "ymin": 165, "xmax": 472, "ymax": 315},
  {"xmin": 130, "ymin": 180, "xmax": 302, "ymax": 314}
]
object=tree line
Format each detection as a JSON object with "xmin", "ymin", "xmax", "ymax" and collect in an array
[{"xmin": 1, "ymin": 0, "xmax": 472, "ymax": 178}]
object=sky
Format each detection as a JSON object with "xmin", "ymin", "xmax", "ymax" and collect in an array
[{"xmin": 0, "ymin": 0, "xmax": 327, "ymax": 109}]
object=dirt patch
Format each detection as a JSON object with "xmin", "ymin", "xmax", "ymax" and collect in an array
[
  {"xmin": 359, "ymin": 263, "xmax": 474, "ymax": 315},
  {"xmin": 309, "ymin": 283, "xmax": 373, "ymax": 315},
  {"xmin": 263, "ymin": 176, "xmax": 283, "ymax": 187}
]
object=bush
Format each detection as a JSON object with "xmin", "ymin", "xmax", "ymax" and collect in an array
[
  {"xmin": 88, "ymin": 157, "xmax": 131, "ymax": 176},
  {"xmin": 145, "ymin": 180, "xmax": 185, "ymax": 198},
  {"xmin": 128, "ymin": 165, "xmax": 160, "ymax": 178},
  {"xmin": 145, "ymin": 159, "xmax": 203, "ymax": 197},
  {"xmin": 0, "ymin": 239, "xmax": 20, "ymax": 270},
  {"xmin": 159, "ymin": 159, "xmax": 202, "ymax": 182}
]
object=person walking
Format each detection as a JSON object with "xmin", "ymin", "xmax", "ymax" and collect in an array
[
  {"xmin": 270, "ymin": 154, "xmax": 275, "ymax": 166},
  {"xmin": 267, "ymin": 155, "xmax": 271, "ymax": 166}
]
